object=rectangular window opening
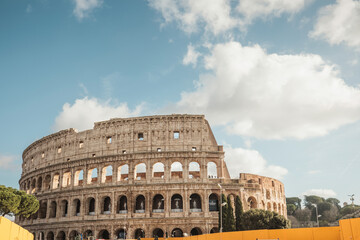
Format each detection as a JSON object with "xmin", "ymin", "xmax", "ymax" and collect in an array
[
  {"xmin": 157, "ymin": 148, "xmax": 162, "ymax": 152},
  {"xmin": 138, "ymin": 133, "xmax": 144, "ymax": 141},
  {"xmin": 57, "ymin": 147, "xmax": 62, "ymax": 154},
  {"xmin": 192, "ymin": 147, "xmax": 196, "ymax": 151},
  {"xmin": 107, "ymin": 137, "xmax": 112, "ymax": 144},
  {"xmin": 79, "ymin": 141, "xmax": 84, "ymax": 148},
  {"xmin": 122, "ymin": 150, "xmax": 127, "ymax": 154},
  {"xmin": 174, "ymin": 131, "xmax": 180, "ymax": 139},
  {"xmin": 41, "ymin": 152, "xmax": 45, "ymax": 158}
]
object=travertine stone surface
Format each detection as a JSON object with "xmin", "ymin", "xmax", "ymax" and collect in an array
[{"xmin": 17, "ymin": 114, "xmax": 286, "ymax": 240}]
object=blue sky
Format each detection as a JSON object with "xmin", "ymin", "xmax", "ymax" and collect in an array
[{"xmin": 1, "ymin": 0, "xmax": 360, "ymax": 205}]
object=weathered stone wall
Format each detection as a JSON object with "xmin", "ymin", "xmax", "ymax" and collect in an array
[{"xmin": 18, "ymin": 114, "xmax": 286, "ymax": 240}]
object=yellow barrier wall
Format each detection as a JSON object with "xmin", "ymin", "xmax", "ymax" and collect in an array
[
  {"xmin": 128, "ymin": 218, "xmax": 359, "ymax": 240},
  {"xmin": 1, "ymin": 217, "xmax": 358, "ymax": 240},
  {"xmin": 0, "ymin": 216, "xmax": 33, "ymax": 240}
]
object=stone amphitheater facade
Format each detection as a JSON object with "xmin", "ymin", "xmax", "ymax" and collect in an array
[{"xmin": 17, "ymin": 114, "xmax": 287, "ymax": 240}]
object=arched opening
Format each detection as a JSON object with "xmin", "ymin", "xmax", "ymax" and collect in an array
[
  {"xmin": 60, "ymin": 200, "xmax": 68, "ymax": 217},
  {"xmin": 135, "ymin": 195, "xmax": 145, "ymax": 213},
  {"xmin": 190, "ymin": 193, "xmax": 202, "ymax": 212},
  {"xmin": 152, "ymin": 194, "xmax": 164, "ymax": 213},
  {"xmin": 153, "ymin": 228, "xmax": 164, "ymax": 238},
  {"xmin": 83, "ymin": 230, "xmax": 93, "ymax": 239},
  {"xmin": 69, "ymin": 230, "xmax": 80, "ymax": 240},
  {"xmin": 101, "ymin": 165, "xmax": 113, "ymax": 183},
  {"xmin": 190, "ymin": 227, "xmax": 202, "ymax": 236},
  {"xmin": 266, "ymin": 190, "xmax": 271, "ymax": 199},
  {"xmin": 44, "ymin": 175, "xmax": 51, "ymax": 190},
  {"xmin": 46, "ymin": 232, "xmax": 54, "ymax": 240},
  {"xmin": 31, "ymin": 179, "xmax": 36, "ymax": 193},
  {"xmin": 170, "ymin": 162, "xmax": 183, "ymax": 178},
  {"xmin": 62, "ymin": 171, "xmax": 71, "ymax": 188},
  {"xmin": 72, "ymin": 199, "xmax": 81, "ymax": 216},
  {"xmin": 207, "ymin": 162, "xmax": 217, "ymax": 178},
  {"xmin": 152, "ymin": 162, "xmax": 165, "ymax": 178},
  {"xmin": 37, "ymin": 177, "xmax": 43, "ymax": 191},
  {"xmin": 39, "ymin": 231, "xmax": 45, "ymax": 240},
  {"xmin": 209, "ymin": 193, "xmax": 219, "ymax": 211},
  {"xmin": 248, "ymin": 196, "xmax": 257, "ymax": 209},
  {"xmin": 134, "ymin": 229, "xmax": 145, "ymax": 239},
  {"xmin": 39, "ymin": 201, "xmax": 47, "ymax": 219},
  {"xmin": 115, "ymin": 229, "xmax": 127, "ymax": 239},
  {"xmin": 267, "ymin": 202, "xmax": 271, "ymax": 210},
  {"xmin": 278, "ymin": 203, "xmax": 281, "ymax": 214},
  {"xmin": 98, "ymin": 230, "xmax": 110, "ymax": 239},
  {"xmin": 56, "ymin": 231, "xmax": 65, "ymax": 240},
  {"xmin": 49, "ymin": 201, "xmax": 57, "ymax": 218},
  {"xmin": 273, "ymin": 202, "xmax": 277, "ymax": 212},
  {"xmin": 210, "ymin": 227, "xmax": 218, "ymax": 233},
  {"xmin": 189, "ymin": 162, "xmax": 200, "ymax": 179},
  {"xmin": 102, "ymin": 196, "xmax": 111, "ymax": 214},
  {"xmin": 74, "ymin": 170, "xmax": 83, "ymax": 186},
  {"xmin": 134, "ymin": 163, "xmax": 146, "ymax": 180},
  {"xmin": 52, "ymin": 174, "xmax": 60, "ymax": 189},
  {"xmin": 117, "ymin": 164, "xmax": 129, "ymax": 181},
  {"xmin": 171, "ymin": 194, "xmax": 183, "ymax": 212},
  {"xmin": 118, "ymin": 196, "xmax": 127, "ymax": 213},
  {"xmin": 87, "ymin": 197, "xmax": 95, "ymax": 215},
  {"xmin": 171, "ymin": 228, "xmax": 183, "ymax": 237},
  {"xmin": 87, "ymin": 168, "xmax": 98, "ymax": 184}
]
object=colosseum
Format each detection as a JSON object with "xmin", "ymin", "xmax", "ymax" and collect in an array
[{"xmin": 17, "ymin": 114, "xmax": 287, "ymax": 240}]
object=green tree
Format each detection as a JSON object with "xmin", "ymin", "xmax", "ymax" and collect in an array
[
  {"xmin": 287, "ymin": 204, "xmax": 297, "ymax": 216},
  {"xmin": 226, "ymin": 195, "xmax": 236, "ymax": 232},
  {"xmin": 241, "ymin": 209, "xmax": 290, "ymax": 230},
  {"xmin": 219, "ymin": 194, "xmax": 228, "ymax": 232},
  {"xmin": 304, "ymin": 195, "xmax": 324, "ymax": 209},
  {"xmin": 0, "ymin": 186, "xmax": 21, "ymax": 216},
  {"xmin": 326, "ymin": 198, "xmax": 341, "ymax": 210},
  {"xmin": 235, "ymin": 195, "xmax": 243, "ymax": 231},
  {"xmin": 286, "ymin": 197, "xmax": 302, "ymax": 210},
  {"xmin": 0, "ymin": 185, "xmax": 39, "ymax": 218}
]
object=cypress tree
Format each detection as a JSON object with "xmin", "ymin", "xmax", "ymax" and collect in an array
[
  {"xmin": 235, "ymin": 195, "xmax": 244, "ymax": 230},
  {"xmin": 219, "ymin": 194, "xmax": 228, "ymax": 232},
  {"xmin": 226, "ymin": 195, "xmax": 236, "ymax": 231}
]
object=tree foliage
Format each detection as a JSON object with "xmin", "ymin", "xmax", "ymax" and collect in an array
[
  {"xmin": 225, "ymin": 195, "xmax": 236, "ymax": 232},
  {"xmin": 219, "ymin": 194, "xmax": 228, "ymax": 232},
  {"xmin": 0, "ymin": 185, "xmax": 39, "ymax": 218},
  {"xmin": 286, "ymin": 197, "xmax": 302, "ymax": 210},
  {"xmin": 235, "ymin": 195, "xmax": 243, "ymax": 231},
  {"xmin": 241, "ymin": 209, "xmax": 290, "ymax": 230}
]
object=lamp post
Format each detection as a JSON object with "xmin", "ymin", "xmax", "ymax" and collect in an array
[{"xmin": 311, "ymin": 203, "xmax": 320, "ymax": 227}]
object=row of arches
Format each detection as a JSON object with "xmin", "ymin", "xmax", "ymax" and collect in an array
[
  {"xmin": 22, "ymin": 161, "xmax": 219, "ymax": 193},
  {"xmin": 28, "ymin": 193, "xmax": 219, "ymax": 220},
  {"xmin": 34, "ymin": 226, "xmax": 211, "ymax": 240}
]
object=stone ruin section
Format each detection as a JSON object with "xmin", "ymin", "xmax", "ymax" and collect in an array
[{"xmin": 17, "ymin": 114, "xmax": 287, "ymax": 240}]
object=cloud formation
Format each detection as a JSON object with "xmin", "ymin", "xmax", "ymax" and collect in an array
[
  {"xmin": 172, "ymin": 41, "xmax": 360, "ymax": 139},
  {"xmin": 148, "ymin": 0, "xmax": 310, "ymax": 35},
  {"xmin": 183, "ymin": 44, "xmax": 201, "ymax": 67},
  {"xmin": 302, "ymin": 189, "xmax": 337, "ymax": 198},
  {"xmin": 53, "ymin": 97, "xmax": 143, "ymax": 131},
  {"xmin": 73, "ymin": 0, "xmax": 103, "ymax": 20},
  {"xmin": 0, "ymin": 155, "xmax": 18, "ymax": 170},
  {"xmin": 224, "ymin": 145, "xmax": 288, "ymax": 179},
  {"xmin": 310, "ymin": 0, "xmax": 360, "ymax": 49}
]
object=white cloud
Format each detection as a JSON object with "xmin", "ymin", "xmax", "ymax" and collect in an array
[
  {"xmin": 171, "ymin": 41, "xmax": 360, "ymax": 139},
  {"xmin": 0, "ymin": 155, "xmax": 18, "ymax": 170},
  {"xmin": 148, "ymin": 0, "xmax": 237, "ymax": 35},
  {"xmin": 183, "ymin": 44, "xmax": 201, "ymax": 67},
  {"xmin": 302, "ymin": 189, "xmax": 337, "ymax": 198},
  {"xmin": 53, "ymin": 97, "xmax": 143, "ymax": 131},
  {"xmin": 148, "ymin": 0, "xmax": 310, "ymax": 35},
  {"xmin": 224, "ymin": 145, "xmax": 288, "ymax": 179},
  {"xmin": 236, "ymin": 0, "xmax": 312, "ymax": 24},
  {"xmin": 310, "ymin": 0, "xmax": 360, "ymax": 49},
  {"xmin": 73, "ymin": 0, "xmax": 103, "ymax": 20}
]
